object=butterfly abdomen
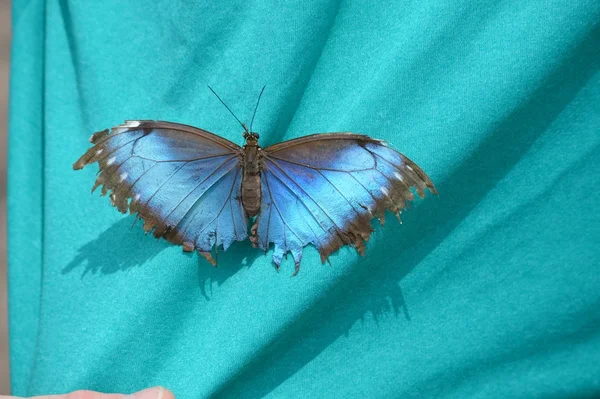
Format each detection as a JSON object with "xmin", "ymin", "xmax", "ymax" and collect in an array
[
  {"xmin": 242, "ymin": 173, "xmax": 261, "ymax": 217},
  {"xmin": 242, "ymin": 140, "xmax": 262, "ymax": 217}
]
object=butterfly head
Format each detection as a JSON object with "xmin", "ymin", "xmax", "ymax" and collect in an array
[{"xmin": 243, "ymin": 131, "xmax": 260, "ymax": 143}]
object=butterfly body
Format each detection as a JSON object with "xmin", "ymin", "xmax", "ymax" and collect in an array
[
  {"xmin": 241, "ymin": 133, "xmax": 262, "ymax": 217},
  {"xmin": 74, "ymin": 120, "xmax": 436, "ymax": 273}
]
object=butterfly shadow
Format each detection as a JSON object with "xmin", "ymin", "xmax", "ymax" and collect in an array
[
  {"xmin": 62, "ymin": 217, "xmax": 171, "ymax": 276},
  {"xmin": 62, "ymin": 216, "xmax": 258, "ymax": 296}
]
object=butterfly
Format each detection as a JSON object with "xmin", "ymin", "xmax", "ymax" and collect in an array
[{"xmin": 73, "ymin": 88, "xmax": 436, "ymax": 275}]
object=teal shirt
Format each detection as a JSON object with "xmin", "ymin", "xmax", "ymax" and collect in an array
[{"xmin": 8, "ymin": 0, "xmax": 600, "ymax": 397}]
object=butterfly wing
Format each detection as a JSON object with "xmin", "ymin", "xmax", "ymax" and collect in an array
[
  {"xmin": 74, "ymin": 120, "xmax": 248, "ymax": 263},
  {"xmin": 252, "ymin": 133, "xmax": 436, "ymax": 273}
]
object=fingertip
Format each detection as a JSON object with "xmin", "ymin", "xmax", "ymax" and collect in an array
[
  {"xmin": 158, "ymin": 387, "xmax": 175, "ymax": 399},
  {"xmin": 130, "ymin": 387, "xmax": 174, "ymax": 399}
]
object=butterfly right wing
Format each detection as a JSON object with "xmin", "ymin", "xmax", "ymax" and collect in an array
[
  {"xmin": 252, "ymin": 133, "xmax": 436, "ymax": 273},
  {"xmin": 74, "ymin": 120, "xmax": 248, "ymax": 262}
]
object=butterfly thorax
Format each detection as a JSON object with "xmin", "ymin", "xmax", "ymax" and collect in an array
[{"xmin": 242, "ymin": 135, "xmax": 262, "ymax": 217}]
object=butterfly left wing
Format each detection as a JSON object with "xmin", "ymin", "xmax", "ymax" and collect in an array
[
  {"xmin": 251, "ymin": 133, "xmax": 436, "ymax": 274},
  {"xmin": 74, "ymin": 120, "xmax": 248, "ymax": 263}
]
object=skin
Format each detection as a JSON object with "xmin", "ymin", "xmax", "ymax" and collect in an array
[{"xmin": 1, "ymin": 386, "xmax": 174, "ymax": 399}]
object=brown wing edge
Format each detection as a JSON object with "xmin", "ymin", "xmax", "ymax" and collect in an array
[{"xmin": 262, "ymin": 132, "xmax": 380, "ymax": 153}]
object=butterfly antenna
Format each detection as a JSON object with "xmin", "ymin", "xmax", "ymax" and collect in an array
[
  {"xmin": 207, "ymin": 85, "xmax": 248, "ymax": 133},
  {"xmin": 250, "ymin": 85, "xmax": 266, "ymax": 132}
]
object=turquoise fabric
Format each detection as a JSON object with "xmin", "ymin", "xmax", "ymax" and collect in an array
[{"xmin": 8, "ymin": 0, "xmax": 600, "ymax": 397}]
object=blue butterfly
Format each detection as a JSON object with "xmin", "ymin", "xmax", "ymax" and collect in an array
[{"xmin": 74, "ymin": 88, "xmax": 436, "ymax": 274}]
